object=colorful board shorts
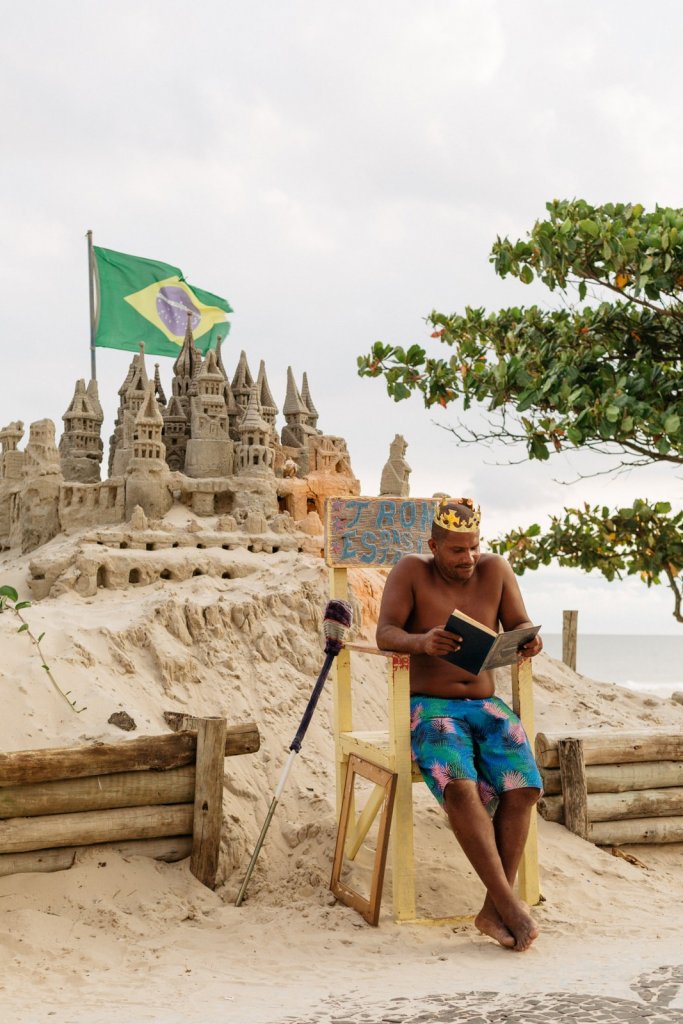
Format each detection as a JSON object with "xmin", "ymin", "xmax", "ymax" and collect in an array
[{"xmin": 410, "ymin": 695, "xmax": 543, "ymax": 815}]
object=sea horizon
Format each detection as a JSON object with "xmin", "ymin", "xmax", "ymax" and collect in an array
[{"xmin": 542, "ymin": 633, "xmax": 683, "ymax": 700}]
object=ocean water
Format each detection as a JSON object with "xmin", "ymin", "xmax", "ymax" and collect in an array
[{"xmin": 542, "ymin": 633, "xmax": 683, "ymax": 700}]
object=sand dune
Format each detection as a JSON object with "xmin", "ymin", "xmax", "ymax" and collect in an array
[{"xmin": 1, "ymin": 531, "xmax": 682, "ymax": 1023}]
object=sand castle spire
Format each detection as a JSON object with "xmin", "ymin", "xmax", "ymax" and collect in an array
[
  {"xmin": 153, "ymin": 363, "xmax": 167, "ymax": 408},
  {"xmin": 257, "ymin": 360, "xmax": 278, "ymax": 429},
  {"xmin": 300, "ymin": 372, "xmax": 319, "ymax": 431}
]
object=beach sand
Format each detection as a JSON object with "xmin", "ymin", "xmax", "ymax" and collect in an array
[{"xmin": 1, "ymin": 531, "xmax": 682, "ymax": 1024}]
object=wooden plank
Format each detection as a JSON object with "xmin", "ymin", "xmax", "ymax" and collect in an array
[
  {"xmin": 0, "ymin": 836, "xmax": 192, "ymax": 877},
  {"xmin": 388, "ymin": 653, "xmax": 417, "ymax": 922},
  {"xmin": 0, "ymin": 803, "xmax": 193, "ymax": 855},
  {"xmin": 558, "ymin": 738, "xmax": 589, "ymax": 839},
  {"xmin": 541, "ymin": 786, "xmax": 683, "ymax": 824},
  {"xmin": 0, "ymin": 725, "xmax": 259, "ymax": 788},
  {"xmin": 562, "ymin": 610, "xmax": 578, "ymax": 671},
  {"xmin": 330, "ymin": 566, "xmax": 353, "ymax": 814},
  {"xmin": 591, "ymin": 816, "xmax": 683, "ymax": 846},
  {"xmin": 535, "ymin": 732, "xmax": 683, "ymax": 769},
  {"xmin": 541, "ymin": 761, "xmax": 683, "ymax": 796},
  {"xmin": 324, "ymin": 496, "xmax": 437, "ymax": 568},
  {"xmin": 190, "ymin": 717, "xmax": 227, "ymax": 890},
  {"xmin": 0, "ymin": 766, "xmax": 195, "ymax": 819},
  {"xmin": 511, "ymin": 658, "xmax": 540, "ymax": 906}
]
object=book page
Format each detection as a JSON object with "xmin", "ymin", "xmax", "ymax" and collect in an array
[{"xmin": 482, "ymin": 625, "xmax": 541, "ymax": 671}]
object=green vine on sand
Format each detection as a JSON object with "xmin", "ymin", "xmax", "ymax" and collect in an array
[{"xmin": 0, "ymin": 585, "xmax": 86, "ymax": 714}]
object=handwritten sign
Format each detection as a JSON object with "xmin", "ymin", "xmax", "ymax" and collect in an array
[{"xmin": 325, "ymin": 496, "xmax": 438, "ymax": 567}]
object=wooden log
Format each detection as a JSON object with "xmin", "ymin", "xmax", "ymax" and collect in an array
[
  {"xmin": 0, "ymin": 766, "xmax": 196, "ymax": 819},
  {"xmin": 0, "ymin": 803, "xmax": 193, "ymax": 855},
  {"xmin": 591, "ymin": 816, "xmax": 683, "ymax": 846},
  {"xmin": 0, "ymin": 723, "xmax": 259, "ymax": 787},
  {"xmin": 540, "ymin": 787, "xmax": 683, "ymax": 824},
  {"xmin": 535, "ymin": 732, "xmax": 683, "ymax": 769},
  {"xmin": 190, "ymin": 717, "xmax": 227, "ymax": 890},
  {"xmin": 558, "ymin": 738, "xmax": 588, "ymax": 839},
  {"xmin": 163, "ymin": 716, "xmax": 260, "ymax": 757},
  {"xmin": 0, "ymin": 835, "xmax": 192, "ymax": 877},
  {"xmin": 541, "ymin": 760, "xmax": 683, "ymax": 796},
  {"xmin": 562, "ymin": 610, "xmax": 578, "ymax": 671}
]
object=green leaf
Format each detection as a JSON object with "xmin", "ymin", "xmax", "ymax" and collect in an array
[
  {"xmin": 519, "ymin": 266, "xmax": 534, "ymax": 285},
  {"xmin": 14, "ymin": 601, "xmax": 31, "ymax": 611},
  {"xmin": 605, "ymin": 405, "xmax": 620, "ymax": 422},
  {"xmin": 578, "ymin": 218, "xmax": 599, "ymax": 237},
  {"xmin": 578, "ymin": 280, "xmax": 587, "ymax": 301},
  {"xmin": 17, "ymin": 623, "xmax": 29, "ymax": 633},
  {"xmin": 664, "ymin": 414, "xmax": 680, "ymax": 434},
  {"xmin": 0, "ymin": 585, "xmax": 18, "ymax": 602},
  {"xmin": 37, "ymin": 632, "xmax": 45, "ymax": 643}
]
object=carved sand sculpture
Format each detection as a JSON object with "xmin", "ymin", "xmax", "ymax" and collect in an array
[{"xmin": 0, "ymin": 321, "xmax": 360, "ymax": 599}]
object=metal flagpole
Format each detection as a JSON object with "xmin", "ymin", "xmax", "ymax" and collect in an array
[{"xmin": 87, "ymin": 230, "xmax": 97, "ymax": 381}]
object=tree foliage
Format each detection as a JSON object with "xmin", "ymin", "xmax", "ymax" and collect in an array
[
  {"xmin": 490, "ymin": 500, "xmax": 683, "ymax": 624},
  {"xmin": 357, "ymin": 200, "xmax": 683, "ymax": 622},
  {"xmin": 358, "ymin": 200, "xmax": 683, "ymax": 466}
]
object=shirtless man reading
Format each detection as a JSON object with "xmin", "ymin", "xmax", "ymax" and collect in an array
[{"xmin": 376, "ymin": 497, "xmax": 543, "ymax": 952}]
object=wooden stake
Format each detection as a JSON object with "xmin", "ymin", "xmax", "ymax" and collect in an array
[
  {"xmin": 536, "ymin": 731, "xmax": 683, "ymax": 769},
  {"xmin": 562, "ymin": 610, "xmax": 578, "ymax": 670},
  {"xmin": 558, "ymin": 738, "xmax": 589, "ymax": 839},
  {"xmin": 190, "ymin": 717, "xmax": 227, "ymax": 889}
]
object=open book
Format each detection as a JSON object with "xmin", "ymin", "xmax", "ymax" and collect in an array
[{"xmin": 441, "ymin": 609, "xmax": 541, "ymax": 676}]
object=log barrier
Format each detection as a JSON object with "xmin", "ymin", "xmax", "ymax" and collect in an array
[
  {"xmin": 536, "ymin": 731, "xmax": 683, "ymax": 846},
  {"xmin": 0, "ymin": 715, "xmax": 260, "ymax": 887}
]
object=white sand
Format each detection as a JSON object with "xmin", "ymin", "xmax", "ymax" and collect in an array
[{"xmin": 1, "ymin": 543, "xmax": 682, "ymax": 1023}]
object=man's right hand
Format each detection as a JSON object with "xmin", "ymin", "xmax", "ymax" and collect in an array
[{"xmin": 417, "ymin": 627, "xmax": 462, "ymax": 657}]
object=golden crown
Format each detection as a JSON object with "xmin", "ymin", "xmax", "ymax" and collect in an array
[{"xmin": 433, "ymin": 497, "xmax": 481, "ymax": 533}]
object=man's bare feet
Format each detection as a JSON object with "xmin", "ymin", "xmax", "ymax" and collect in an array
[
  {"xmin": 476, "ymin": 896, "xmax": 538, "ymax": 951},
  {"xmin": 474, "ymin": 910, "xmax": 515, "ymax": 948},
  {"xmin": 502, "ymin": 903, "xmax": 539, "ymax": 952}
]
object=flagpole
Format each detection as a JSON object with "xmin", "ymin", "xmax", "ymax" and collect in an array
[{"xmin": 87, "ymin": 230, "xmax": 97, "ymax": 380}]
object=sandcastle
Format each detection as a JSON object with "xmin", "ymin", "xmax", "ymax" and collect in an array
[{"xmin": 0, "ymin": 321, "xmax": 360, "ymax": 599}]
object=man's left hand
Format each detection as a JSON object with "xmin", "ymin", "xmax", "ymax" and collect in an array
[{"xmin": 519, "ymin": 634, "xmax": 543, "ymax": 661}]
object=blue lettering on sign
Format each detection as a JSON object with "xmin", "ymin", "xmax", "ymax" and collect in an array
[
  {"xmin": 360, "ymin": 530, "xmax": 378, "ymax": 563},
  {"xmin": 345, "ymin": 500, "xmax": 370, "ymax": 528},
  {"xmin": 419, "ymin": 501, "xmax": 434, "ymax": 531},
  {"xmin": 376, "ymin": 501, "xmax": 397, "ymax": 527},
  {"xmin": 341, "ymin": 533, "xmax": 357, "ymax": 560},
  {"xmin": 399, "ymin": 502, "xmax": 416, "ymax": 528}
]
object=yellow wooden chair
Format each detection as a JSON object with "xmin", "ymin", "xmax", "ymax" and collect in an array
[{"xmin": 326, "ymin": 496, "xmax": 540, "ymax": 924}]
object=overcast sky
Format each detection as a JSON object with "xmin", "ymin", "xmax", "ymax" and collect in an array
[{"xmin": 2, "ymin": 1, "xmax": 682, "ymax": 634}]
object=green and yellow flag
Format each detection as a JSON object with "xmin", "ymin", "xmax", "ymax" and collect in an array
[{"xmin": 93, "ymin": 246, "xmax": 232, "ymax": 357}]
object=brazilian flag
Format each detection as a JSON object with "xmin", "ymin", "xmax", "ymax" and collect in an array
[{"xmin": 93, "ymin": 246, "xmax": 232, "ymax": 357}]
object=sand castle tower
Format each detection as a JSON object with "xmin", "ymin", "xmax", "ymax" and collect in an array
[
  {"xmin": 184, "ymin": 349, "xmax": 234, "ymax": 478},
  {"xmin": 300, "ymin": 372, "xmax": 319, "ymax": 432},
  {"xmin": 257, "ymin": 360, "xmax": 279, "ymax": 430},
  {"xmin": 162, "ymin": 395, "xmax": 188, "ymax": 472},
  {"xmin": 231, "ymin": 351, "xmax": 254, "ymax": 420},
  {"xmin": 153, "ymin": 364, "xmax": 167, "ymax": 410},
  {"xmin": 281, "ymin": 366, "xmax": 319, "ymax": 449},
  {"xmin": 236, "ymin": 385, "xmax": 274, "ymax": 475},
  {"xmin": 0, "ymin": 421, "xmax": 25, "ymax": 481},
  {"xmin": 379, "ymin": 434, "xmax": 411, "ymax": 497},
  {"xmin": 171, "ymin": 315, "xmax": 203, "ymax": 419},
  {"xmin": 20, "ymin": 419, "xmax": 64, "ymax": 552},
  {"xmin": 59, "ymin": 379, "xmax": 103, "ymax": 483},
  {"xmin": 125, "ymin": 381, "xmax": 172, "ymax": 519},
  {"xmin": 109, "ymin": 345, "xmax": 150, "ymax": 477}
]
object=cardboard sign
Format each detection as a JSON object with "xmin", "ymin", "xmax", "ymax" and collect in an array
[{"xmin": 324, "ymin": 496, "xmax": 438, "ymax": 567}]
